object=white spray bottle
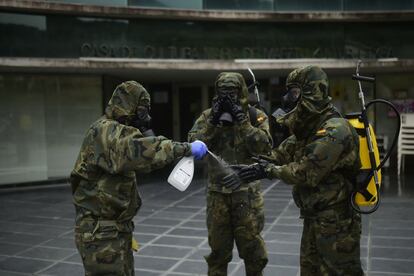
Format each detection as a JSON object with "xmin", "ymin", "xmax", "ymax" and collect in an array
[{"xmin": 167, "ymin": 156, "xmax": 195, "ymax": 192}]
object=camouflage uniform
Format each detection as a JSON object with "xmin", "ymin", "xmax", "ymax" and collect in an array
[
  {"xmin": 188, "ymin": 72, "xmax": 272, "ymax": 276},
  {"xmin": 71, "ymin": 81, "xmax": 192, "ymax": 276},
  {"xmin": 265, "ymin": 66, "xmax": 364, "ymax": 275}
]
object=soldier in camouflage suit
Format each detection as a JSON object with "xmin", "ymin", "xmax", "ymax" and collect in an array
[
  {"xmin": 71, "ymin": 81, "xmax": 207, "ymax": 276},
  {"xmin": 188, "ymin": 72, "xmax": 272, "ymax": 276},
  {"xmin": 228, "ymin": 66, "xmax": 364, "ymax": 275}
]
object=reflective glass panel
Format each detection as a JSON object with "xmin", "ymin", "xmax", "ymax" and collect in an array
[{"xmin": 0, "ymin": 75, "xmax": 102, "ymax": 185}]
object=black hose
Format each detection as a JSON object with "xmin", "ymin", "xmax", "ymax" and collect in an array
[{"xmin": 364, "ymin": 99, "xmax": 401, "ymax": 171}]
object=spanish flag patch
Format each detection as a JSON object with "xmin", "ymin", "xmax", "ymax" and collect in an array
[
  {"xmin": 316, "ymin": 129, "xmax": 327, "ymax": 135},
  {"xmin": 257, "ymin": 116, "xmax": 265, "ymax": 123}
]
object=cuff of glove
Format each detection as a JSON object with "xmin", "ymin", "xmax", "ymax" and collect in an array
[
  {"xmin": 184, "ymin": 143, "xmax": 193, "ymax": 157},
  {"xmin": 265, "ymin": 164, "xmax": 282, "ymax": 179}
]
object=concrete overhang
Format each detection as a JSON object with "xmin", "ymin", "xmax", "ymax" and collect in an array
[
  {"xmin": 1, "ymin": 0, "xmax": 414, "ymax": 22},
  {"xmin": 1, "ymin": 57, "xmax": 413, "ymax": 81}
]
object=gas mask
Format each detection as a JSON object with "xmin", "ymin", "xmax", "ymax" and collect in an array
[
  {"xmin": 272, "ymin": 86, "xmax": 301, "ymax": 121},
  {"xmin": 217, "ymin": 88, "xmax": 239, "ymax": 126},
  {"xmin": 131, "ymin": 105, "xmax": 155, "ymax": 137}
]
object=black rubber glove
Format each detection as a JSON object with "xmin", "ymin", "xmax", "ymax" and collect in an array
[
  {"xmin": 222, "ymin": 95, "xmax": 246, "ymax": 122},
  {"xmin": 238, "ymin": 162, "xmax": 268, "ymax": 183},
  {"xmin": 209, "ymin": 97, "xmax": 223, "ymax": 125},
  {"xmin": 221, "ymin": 165, "xmax": 248, "ymax": 191}
]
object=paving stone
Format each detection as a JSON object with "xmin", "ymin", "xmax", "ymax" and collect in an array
[
  {"xmin": 0, "ymin": 243, "xmax": 29, "ymax": 256},
  {"xmin": 370, "ymin": 258, "xmax": 414, "ymax": 274},
  {"xmin": 0, "ymin": 270, "xmax": 31, "ymax": 276},
  {"xmin": 265, "ymin": 241, "xmax": 300, "ymax": 255},
  {"xmin": 232, "ymin": 264, "xmax": 299, "ymax": 276},
  {"xmin": 265, "ymin": 214, "xmax": 282, "ymax": 222},
  {"xmin": 192, "ymin": 214, "xmax": 206, "ymax": 220},
  {"xmin": 139, "ymin": 245, "xmax": 192, "ymax": 259},
  {"xmin": 181, "ymin": 220, "xmax": 206, "ymax": 229},
  {"xmin": 38, "ymin": 262, "xmax": 84, "ymax": 276},
  {"xmin": 62, "ymin": 252, "xmax": 82, "ymax": 264},
  {"xmin": 264, "ymin": 265, "xmax": 299, "ymax": 276},
  {"xmin": 187, "ymin": 248, "xmax": 210, "ymax": 261},
  {"xmin": 17, "ymin": 246, "xmax": 75, "ymax": 261},
  {"xmin": 134, "ymin": 225, "xmax": 171, "ymax": 234},
  {"xmin": 275, "ymin": 218, "xmax": 303, "ymax": 225},
  {"xmin": 269, "ymin": 224, "xmax": 303, "ymax": 234},
  {"xmin": 267, "ymin": 253, "xmax": 299, "ymax": 267},
  {"xmin": 370, "ymin": 219, "xmax": 414, "ymax": 229},
  {"xmin": 264, "ymin": 232, "xmax": 301, "ymax": 244},
  {"xmin": 361, "ymin": 236, "xmax": 368, "ymax": 247},
  {"xmin": 166, "ymin": 206, "xmax": 202, "ymax": 213},
  {"xmin": 0, "ymin": 233, "xmax": 51, "ymax": 246},
  {"xmin": 140, "ymin": 218, "xmax": 181, "ymax": 227},
  {"xmin": 153, "ymin": 236, "xmax": 205, "ymax": 247},
  {"xmin": 361, "ymin": 246, "xmax": 368, "ymax": 258},
  {"xmin": 0, "ymin": 257, "xmax": 53, "ymax": 274},
  {"xmin": 42, "ymin": 238, "xmax": 76, "ymax": 249},
  {"xmin": 371, "ymin": 247, "xmax": 414, "ymax": 260},
  {"xmin": 134, "ymin": 256, "xmax": 177, "ymax": 271},
  {"xmin": 152, "ymin": 211, "xmax": 194, "ymax": 220},
  {"xmin": 168, "ymin": 227, "xmax": 207, "ymax": 237},
  {"xmin": 132, "ymin": 233, "xmax": 158, "ymax": 244},
  {"xmin": 368, "ymin": 273, "xmax": 411, "ymax": 276},
  {"xmin": 9, "ymin": 216, "xmax": 73, "ymax": 228},
  {"xmin": 135, "ymin": 269, "xmax": 163, "ymax": 276},
  {"xmin": 371, "ymin": 226, "xmax": 414, "ymax": 238},
  {"xmin": 173, "ymin": 260, "xmax": 207, "ymax": 274},
  {"xmin": 371, "ymin": 237, "xmax": 414, "ymax": 248}
]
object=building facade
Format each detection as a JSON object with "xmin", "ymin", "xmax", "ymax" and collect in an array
[{"xmin": 1, "ymin": 0, "xmax": 414, "ymax": 184}]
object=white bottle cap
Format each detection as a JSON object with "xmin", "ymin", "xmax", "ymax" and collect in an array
[{"xmin": 167, "ymin": 156, "xmax": 194, "ymax": 192}]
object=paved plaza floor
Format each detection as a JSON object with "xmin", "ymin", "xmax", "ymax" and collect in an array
[{"xmin": 0, "ymin": 172, "xmax": 414, "ymax": 276}]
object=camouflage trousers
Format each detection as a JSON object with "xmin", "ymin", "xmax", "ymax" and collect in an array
[
  {"xmin": 205, "ymin": 189, "xmax": 268, "ymax": 276},
  {"xmin": 300, "ymin": 209, "xmax": 364, "ymax": 276},
  {"xmin": 75, "ymin": 218, "xmax": 135, "ymax": 276}
]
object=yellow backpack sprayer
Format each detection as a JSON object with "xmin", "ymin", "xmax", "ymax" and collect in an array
[{"xmin": 346, "ymin": 60, "xmax": 401, "ymax": 214}]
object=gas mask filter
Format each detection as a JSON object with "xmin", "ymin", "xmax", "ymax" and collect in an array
[{"xmin": 131, "ymin": 105, "xmax": 155, "ymax": 136}]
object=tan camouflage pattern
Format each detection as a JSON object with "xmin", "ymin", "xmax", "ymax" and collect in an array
[
  {"xmin": 206, "ymin": 188, "xmax": 267, "ymax": 276},
  {"xmin": 75, "ymin": 230, "xmax": 134, "ymax": 276},
  {"xmin": 301, "ymin": 212, "xmax": 363, "ymax": 275},
  {"xmin": 105, "ymin": 80, "xmax": 151, "ymax": 121},
  {"xmin": 278, "ymin": 66, "xmax": 332, "ymax": 140},
  {"xmin": 71, "ymin": 81, "xmax": 191, "ymax": 275},
  {"xmin": 265, "ymin": 66, "xmax": 363, "ymax": 275},
  {"xmin": 188, "ymin": 72, "xmax": 271, "ymax": 275},
  {"xmin": 188, "ymin": 72, "xmax": 272, "ymax": 193}
]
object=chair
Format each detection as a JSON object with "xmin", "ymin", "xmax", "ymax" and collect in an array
[{"xmin": 398, "ymin": 113, "xmax": 414, "ymax": 175}]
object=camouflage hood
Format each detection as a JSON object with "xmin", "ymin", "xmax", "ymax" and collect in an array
[
  {"xmin": 278, "ymin": 66, "xmax": 335, "ymax": 139},
  {"xmin": 105, "ymin": 81, "xmax": 151, "ymax": 120},
  {"xmin": 215, "ymin": 72, "xmax": 249, "ymax": 111}
]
